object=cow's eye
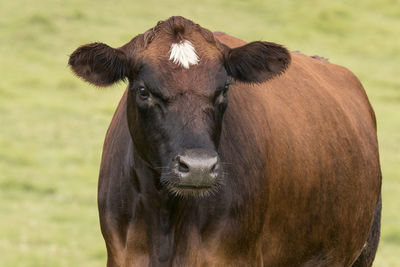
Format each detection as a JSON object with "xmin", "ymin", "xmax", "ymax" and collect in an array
[
  {"xmin": 223, "ymin": 84, "xmax": 230, "ymax": 96},
  {"xmin": 137, "ymin": 87, "xmax": 150, "ymax": 100},
  {"xmin": 217, "ymin": 84, "xmax": 229, "ymax": 98},
  {"xmin": 215, "ymin": 84, "xmax": 230, "ymax": 105}
]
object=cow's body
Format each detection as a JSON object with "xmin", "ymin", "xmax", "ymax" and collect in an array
[
  {"xmin": 69, "ymin": 16, "xmax": 381, "ymax": 267},
  {"xmin": 95, "ymin": 33, "xmax": 381, "ymax": 267}
]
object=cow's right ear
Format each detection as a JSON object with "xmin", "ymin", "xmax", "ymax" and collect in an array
[{"xmin": 68, "ymin": 43, "xmax": 129, "ymax": 87}]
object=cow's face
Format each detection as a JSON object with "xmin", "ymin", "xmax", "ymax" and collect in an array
[
  {"xmin": 125, "ymin": 45, "xmax": 230, "ymax": 197},
  {"xmin": 68, "ymin": 16, "xmax": 290, "ymax": 197}
]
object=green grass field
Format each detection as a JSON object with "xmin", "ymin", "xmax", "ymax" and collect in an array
[{"xmin": 0, "ymin": 0, "xmax": 399, "ymax": 266}]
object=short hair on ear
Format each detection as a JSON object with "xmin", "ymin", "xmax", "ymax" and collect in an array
[
  {"xmin": 224, "ymin": 41, "xmax": 291, "ymax": 83},
  {"xmin": 68, "ymin": 42, "xmax": 129, "ymax": 87}
]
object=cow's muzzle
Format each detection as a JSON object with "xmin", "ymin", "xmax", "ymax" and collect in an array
[{"xmin": 167, "ymin": 149, "xmax": 221, "ymax": 195}]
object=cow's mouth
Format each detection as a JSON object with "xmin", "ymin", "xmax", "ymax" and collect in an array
[
  {"xmin": 166, "ymin": 183, "xmax": 218, "ymax": 197},
  {"xmin": 175, "ymin": 184, "xmax": 213, "ymax": 190}
]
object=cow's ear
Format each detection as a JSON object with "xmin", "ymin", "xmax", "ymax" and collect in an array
[
  {"xmin": 68, "ymin": 42, "xmax": 129, "ymax": 87},
  {"xmin": 224, "ymin": 41, "xmax": 291, "ymax": 83}
]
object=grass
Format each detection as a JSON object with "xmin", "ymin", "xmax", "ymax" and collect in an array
[{"xmin": 0, "ymin": 0, "xmax": 399, "ymax": 266}]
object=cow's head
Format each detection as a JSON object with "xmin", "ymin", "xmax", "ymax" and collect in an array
[{"xmin": 69, "ymin": 16, "xmax": 290, "ymax": 197}]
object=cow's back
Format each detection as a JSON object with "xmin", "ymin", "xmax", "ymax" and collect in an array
[{"xmin": 216, "ymin": 33, "xmax": 381, "ymax": 266}]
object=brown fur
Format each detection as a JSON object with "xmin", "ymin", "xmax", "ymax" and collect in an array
[{"xmin": 70, "ymin": 17, "xmax": 381, "ymax": 266}]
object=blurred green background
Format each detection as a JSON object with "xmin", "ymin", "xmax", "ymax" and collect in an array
[{"xmin": 0, "ymin": 0, "xmax": 399, "ymax": 266}]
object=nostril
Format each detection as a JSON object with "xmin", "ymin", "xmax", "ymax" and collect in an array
[
  {"xmin": 178, "ymin": 161, "xmax": 190, "ymax": 173},
  {"xmin": 210, "ymin": 162, "xmax": 218, "ymax": 174}
]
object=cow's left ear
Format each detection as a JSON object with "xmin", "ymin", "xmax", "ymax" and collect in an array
[
  {"xmin": 224, "ymin": 41, "xmax": 291, "ymax": 83},
  {"xmin": 68, "ymin": 42, "xmax": 129, "ymax": 87}
]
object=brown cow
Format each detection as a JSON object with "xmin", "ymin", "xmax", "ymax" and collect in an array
[{"xmin": 69, "ymin": 16, "xmax": 381, "ymax": 267}]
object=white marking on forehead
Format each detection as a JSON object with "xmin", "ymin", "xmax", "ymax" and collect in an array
[{"xmin": 169, "ymin": 40, "xmax": 199, "ymax": 69}]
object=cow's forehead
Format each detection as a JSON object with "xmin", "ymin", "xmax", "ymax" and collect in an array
[
  {"xmin": 141, "ymin": 28, "xmax": 222, "ymax": 65},
  {"xmin": 137, "ymin": 57, "xmax": 227, "ymax": 97},
  {"xmin": 135, "ymin": 32, "xmax": 226, "ymax": 95}
]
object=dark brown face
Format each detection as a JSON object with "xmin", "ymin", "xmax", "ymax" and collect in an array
[
  {"xmin": 126, "ymin": 58, "xmax": 231, "ymax": 196},
  {"xmin": 68, "ymin": 16, "xmax": 291, "ymax": 197}
]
